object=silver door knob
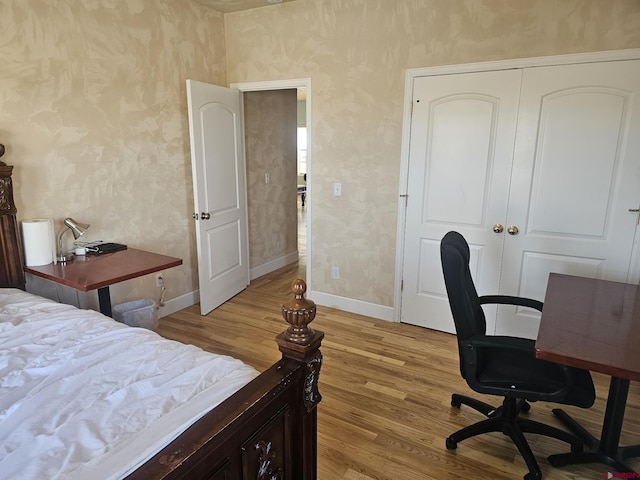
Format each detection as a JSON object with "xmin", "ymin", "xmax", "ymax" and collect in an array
[
  {"xmin": 507, "ymin": 225, "xmax": 519, "ymax": 235},
  {"xmin": 192, "ymin": 213, "xmax": 199, "ymax": 219},
  {"xmin": 493, "ymin": 224, "xmax": 504, "ymax": 234},
  {"xmin": 201, "ymin": 212, "xmax": 211, "ymax": 220}
]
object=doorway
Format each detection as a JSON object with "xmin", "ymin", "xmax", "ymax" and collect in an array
[{"xmin": 233, "ymin": 79, "xmax": 312, "ymax": 290}]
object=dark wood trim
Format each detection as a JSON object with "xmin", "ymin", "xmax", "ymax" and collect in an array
[{"xmin": 0, "ymin": 163, "xmax": 25, "ymax": 290}]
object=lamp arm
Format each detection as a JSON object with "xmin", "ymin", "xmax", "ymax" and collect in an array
[{"xmin": 57, "ymin": 227, "xmax": 70, "ymax": 259}]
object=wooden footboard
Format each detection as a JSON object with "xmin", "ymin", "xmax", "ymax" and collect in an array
[{"xmin": 127, "ymin": 279, "xmax": 323, "ymax": 480}]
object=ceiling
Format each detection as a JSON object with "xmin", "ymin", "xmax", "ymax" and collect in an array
[{"xmin": 194, "ymin": 0, "xmax": 298, "ymax": 14}]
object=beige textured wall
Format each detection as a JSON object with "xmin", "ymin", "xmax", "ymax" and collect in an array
[
  {"xmin": 244, "ymin": 90, "xmax": 298, "ymax": 270},
  {"xmin": 1, "ymin": 0, "xmax": 226, "ymax": 306},
  {"xmin": 3, "ymin": 0, "xmax": 640, "ymax": 314},
  {"xmin": 224, "ymin": 0, "xmax": 640, "ymax": 308}
]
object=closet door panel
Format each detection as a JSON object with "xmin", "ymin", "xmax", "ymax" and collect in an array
[
  {"xmin": 424, "ymin": 98, "xmax": 494, "ymax": 225},
  {"xmin": 529, "ymin": 90, "xmax": 625, "ymax": 236},
  {"xmin": 401, "ymin": 70, "xmax": 522, "ymax": 334},
  {"xmin": 498, "ymin": 60, "xmax": 640, "ymax": 338}
]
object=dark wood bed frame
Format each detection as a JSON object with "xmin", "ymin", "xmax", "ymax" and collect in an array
[{"xmin": 0, "ymin": 155, "xmax": 323, "ymax": 480}]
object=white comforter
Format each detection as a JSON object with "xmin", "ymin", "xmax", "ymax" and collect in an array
[{"xmin": 0, "ymin": 288, "xmax": 259, "ymax": 480}]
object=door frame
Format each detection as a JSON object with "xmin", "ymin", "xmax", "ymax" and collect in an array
[
  {"xmin": 231, "ymin": 78, "xmax": 312, "ymax": 292},
  {"xmin": 395, "ymin": 48, "xmax": 640, "ymax": 322}
]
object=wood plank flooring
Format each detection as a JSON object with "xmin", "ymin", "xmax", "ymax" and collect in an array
[{"xmin": 157, "ymin": 262, "xmax": 640, "ymax": 480}]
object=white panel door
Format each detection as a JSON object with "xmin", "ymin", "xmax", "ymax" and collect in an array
[
  {"xmin": 186, "ymin": 80, "xmax": 249, "ymax": 315},
  {"xmin": 401, "ymin": 70, "xmax": 522, "ymax": 333},
  {"xmin": 497, "ymin": 60, "xmax": 640, "ymax": 338}
]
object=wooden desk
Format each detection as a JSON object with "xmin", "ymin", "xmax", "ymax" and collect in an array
[
  {"xmin": 24, "ymin": 248, "xmax": 182, "ymax": 317},
  {"xmin": 535, "ymin": 273, "xmax": 640, "ymax": 472}
]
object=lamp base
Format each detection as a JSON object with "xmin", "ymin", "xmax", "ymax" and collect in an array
[{"xmin": 57, "ymin": 252, "xmax": 75, "ymax": 263}]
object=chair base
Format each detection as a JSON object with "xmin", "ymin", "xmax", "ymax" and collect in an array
[{"xmin": 447, "ymin": 394, "xmax": 583, "ymax": 480}]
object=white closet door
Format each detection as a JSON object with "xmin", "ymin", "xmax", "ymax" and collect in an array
[
  {"xmin": 497, "ymin": 60, "xmax": 640, "ymax": 338},
  {"xmin": 401, "ymin": 70, "xmax": 522, "ymax": 333}
]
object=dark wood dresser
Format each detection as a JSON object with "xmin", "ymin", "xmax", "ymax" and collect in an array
[{"xmin": 0, "ymin": 153, "xmax": 26, "ymax": 289}]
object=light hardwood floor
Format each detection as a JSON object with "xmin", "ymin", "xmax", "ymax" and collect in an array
[{"xmin": 157, "ymin": 261, "xmax": 640, "ymax": 480}]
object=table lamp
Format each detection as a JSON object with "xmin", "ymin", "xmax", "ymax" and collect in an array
[{"xmin": 57, "ymin": 217, "xmax": 90, "ymax": 263}]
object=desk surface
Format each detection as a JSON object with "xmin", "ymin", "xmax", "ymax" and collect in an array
[
  {"xmin": 535, "ymin": 273, "xmax": 640, "ymax": 382},
  {"xmin": 24, "ymin": 248, "xmax": 182, "ymax": 292}
]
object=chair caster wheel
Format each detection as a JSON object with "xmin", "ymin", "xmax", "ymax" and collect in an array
[
  {"xmin": 445, "ymin": 437, "xmax": 457, "ymax": 450},
  {"xmin": 524, "ymin": 471, "xmax": 541, "ymax": 480},
  {"xmin": 520, "ymin": 400, "xmax": 531, "ymax": 413},
  {"xmin": 451, "ymin": 395, "xmax": 462, "ymax": 408}
]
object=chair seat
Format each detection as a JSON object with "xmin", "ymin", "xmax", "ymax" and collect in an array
[{"xmin": 476, "ymin": 343, "xmax": 595, "ymax": 408}]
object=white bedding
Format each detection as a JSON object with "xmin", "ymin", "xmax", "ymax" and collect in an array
[{"xmin": 0, "ymin": 288, "xmax": 259, "ymax": 480}]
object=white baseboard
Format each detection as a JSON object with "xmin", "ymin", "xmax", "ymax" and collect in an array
[
  {"xmin": 250, "ymin": 252, "xmax": 299, "ymax": 280},
  {"xmin": 155, "ymin": 279, "xmax": 397, "ymax": 324},
  {"xmin": 157, "ymin": 289, "xmax": 200, "ymax": 318},
  {"xmin": 309, "ymin": 290, "xmax": 396, "ymax": 322}
]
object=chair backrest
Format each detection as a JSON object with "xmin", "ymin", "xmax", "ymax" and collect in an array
[{"xmin": 440, "ymin": 231, "xmax": 487, "ymax": 341}]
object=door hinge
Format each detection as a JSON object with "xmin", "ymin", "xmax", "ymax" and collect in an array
[
  {"xmin": 400, "ymin": 194, "xmax": 408, "ymax": 207},
  {"xmin": 400, "ymin": 279, "xmax": 404, "ymax": 292}
]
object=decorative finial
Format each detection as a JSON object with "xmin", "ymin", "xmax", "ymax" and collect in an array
[{"xmin": 281, "ymin": 279, "xmax": 317, "ymax": 344}]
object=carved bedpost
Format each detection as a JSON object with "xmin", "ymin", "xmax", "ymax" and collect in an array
[
  {"xmin": 277, "ymin": 279, "xmax": 324, "ymax": 410},
  {"xmin": 279, "ymin": 278, "xmax": 317, "ymax": 344},
  {"xmin": 0, "ymin": 144, "xmax": 26, "ymax": 290},
  {"xmin": 276, "ymin": 279, "xmax": 323, "ymax": 480}
]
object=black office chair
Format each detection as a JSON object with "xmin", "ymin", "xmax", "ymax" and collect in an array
[{"xmin": 440, "ymin": 231, "xmax": 595, "ymax": 480}]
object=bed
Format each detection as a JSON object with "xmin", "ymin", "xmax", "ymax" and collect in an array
[
  {"xmin": 0, "ymin": 281, "xmax": 322, "ymax": 480},
  {"xmin": 0, "ymin": 280, "xmax": 323, "ymax": 479},
  {"xmin": 1, "ymin": 155, "xmax": 323, "ymax": 479}
]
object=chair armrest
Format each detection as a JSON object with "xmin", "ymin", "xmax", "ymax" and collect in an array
[{"xmin": 479, "ymin": 295, "xmax": 543, "ymax": 312}]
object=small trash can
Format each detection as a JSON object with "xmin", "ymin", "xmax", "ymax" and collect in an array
[{"xmin": 112, "ymin": 299, "xmax": 158, "ymax": 330}]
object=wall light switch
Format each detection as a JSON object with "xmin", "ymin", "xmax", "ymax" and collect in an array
[{"xmin": 333, "ymin": 182, "xmax": 342, "ymax": 197}]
